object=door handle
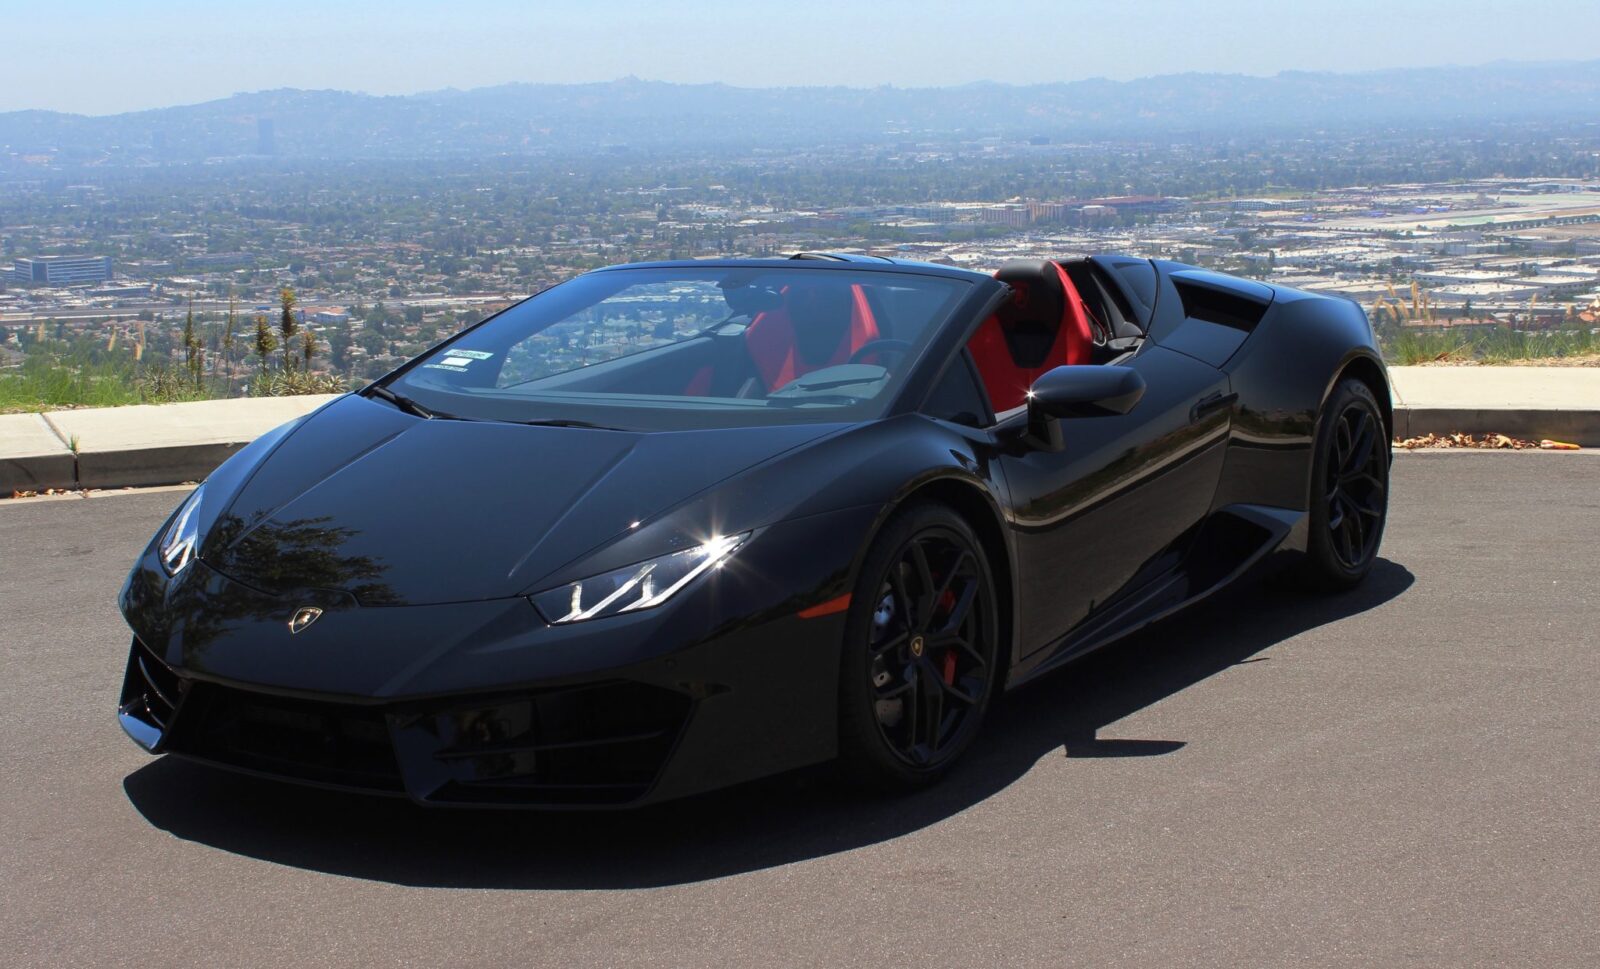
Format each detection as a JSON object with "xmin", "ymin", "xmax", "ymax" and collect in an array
[{"xmin": 1190, "ymin": 392, "xmax": 1238, "ymax": 423}]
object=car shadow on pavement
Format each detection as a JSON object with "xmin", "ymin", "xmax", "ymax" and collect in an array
[{"xmin": 124, "ymin": 558, "xmax": 1413, "ymax": 889}]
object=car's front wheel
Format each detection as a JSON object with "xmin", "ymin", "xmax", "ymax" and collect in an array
[
  {"xmin": 837, "ymin": 503, "xmax": 999, "ymax": 791},
  {"xmin": 1301, "ymin": 377, "xmax": 1390, "ymax": 590}
]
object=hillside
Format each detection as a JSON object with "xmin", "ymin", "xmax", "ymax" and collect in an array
[{"xmin": 3, "ymin": 60, "xmax": 1598, "ymax": 162}]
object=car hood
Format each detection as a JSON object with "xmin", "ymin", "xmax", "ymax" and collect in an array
[{"xmin": 200, "ymin": 394, "xmax": 844, "ymax": 606}]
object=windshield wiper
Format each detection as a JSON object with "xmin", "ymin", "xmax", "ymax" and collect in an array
[
  {"xmin": 366, "ymin": 384, "xmax": 437, "ymax": 419},
  {"xmin": 763, "ymin": 394, "xmax": 861, "ymax": 408},
  {"xmin": 514, "ymin": 418, "xmax": 626, "ymax": 431}
]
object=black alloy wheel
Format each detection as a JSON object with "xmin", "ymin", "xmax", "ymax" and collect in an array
[
  {"xmin": 1303, "ymin": 378, "xmax": 1390, "ymax": 589},
  {"xmin": 1326, "ymin": 399, "xmax": 1387, "ymax": 569},
  {"xmin": 838, "ymin": 503, "xmax": 998, "ymax": 789}
]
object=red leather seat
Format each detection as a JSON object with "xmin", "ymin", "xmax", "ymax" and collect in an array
[
  {"xmin": 967, "ymin": 261, "xmax": 1093, "ymax": 413},
  {"xmin": 742, "ymin": 281, "xmax": 880, "ymax": 393}
]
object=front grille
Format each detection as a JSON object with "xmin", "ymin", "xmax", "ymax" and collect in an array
[
  {"xmin": 123, "ymin": 632, "xmax": 694, "ymax": 807},
  {"xmin": 167, "ymin": 682, "xmax": 406, "ymax": 794},
  {"xmin": 395, "ymin": 682, "xmax": 693, "ymax": 806}
]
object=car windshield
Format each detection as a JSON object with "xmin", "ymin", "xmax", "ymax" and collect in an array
[{"xmin": 382, "ymin": 265, "xmax": 971, "ymax": 430}]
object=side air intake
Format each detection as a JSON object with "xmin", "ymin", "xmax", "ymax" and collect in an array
[
  {"xmin": 1172, "ymin": 270, "xmax": 1272, "ymax": 332},
  {"xmin": 118, "ymin": 638, "xmax": 184, "ymax": 751}
]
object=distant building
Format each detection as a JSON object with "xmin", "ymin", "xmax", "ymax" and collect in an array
[
  {"xmin": 1431, "ymin": 281, "xmax": 1544, "ymax": 303},
  {"xmin": 9, "ymin": 255, "xmax": 113, "ymax": 286},
  {"xmin": 311, "ymin": 308, "xmax": 351, "ymax": 325},
  {"xmin": 1027, "ymin": 202, "xmax": 1071, "ymax": 223},
  {"xmin": 1508, "ymin": 274, "xmax": 1596, "ymax": 297},
  {"xmin": 1415, "ymin": 269, "xmax": 1516, "ymax": 285},
  {"xmin": 978, "ymin": 205, "xmax": 1029, "ymax": 227},
  {"xmin": 86, "ymin": 283, "xmax": 153, "ymax": 298},
  {"xmin": 1083, "ymin": 195, "xmax": 1185, "ymax": 217},
  {"xmin": 1080, "ymin": 204, "xmax": 1117, "ymax": 226},
  {"xmin": 187, "ymin": 252, "xmax": 250, "ymax": 268}
]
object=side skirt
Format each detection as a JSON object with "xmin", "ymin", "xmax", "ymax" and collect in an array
[{"xmin": 1005, "ymin": 503, "xmax": 1302, "ymax": 690}]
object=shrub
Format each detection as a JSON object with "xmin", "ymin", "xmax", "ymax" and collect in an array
[{"xmin": 250, "ymin": 369, "xmax": 351, "ymax": 397}]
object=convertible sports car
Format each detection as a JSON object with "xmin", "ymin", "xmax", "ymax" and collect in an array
[{"xmin": 117, "ymin": 253, "xmax": 1391, "ymax": 807}]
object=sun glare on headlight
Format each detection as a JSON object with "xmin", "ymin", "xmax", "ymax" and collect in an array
[{"xmin": 533, "ymin": 532, "xmax": 748, "ymax": 625}]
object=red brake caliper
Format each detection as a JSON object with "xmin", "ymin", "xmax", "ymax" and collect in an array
[{"xmin": 938, "ymin": 588, "xmax": 957, "ymax": 685}]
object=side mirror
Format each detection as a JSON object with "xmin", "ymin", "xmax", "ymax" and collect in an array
[{"xmin": 1024, "ymin": 365, "xmax": 1146, "ymax": 451}]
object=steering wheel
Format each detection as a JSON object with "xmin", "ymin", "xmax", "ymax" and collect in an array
[{"xmin": 847, "ymin": 339, "xmax": 914, "ymax": 365}]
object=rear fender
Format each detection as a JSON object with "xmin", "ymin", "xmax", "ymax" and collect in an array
[{"xmin": 1210, "ymin": 287, "xmax": 1388, "ymax": 515}]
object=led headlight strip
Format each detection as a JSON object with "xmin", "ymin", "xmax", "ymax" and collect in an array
[{"xmin": 533, "ymin": 532, "xmax": 748, "ymax": 625}]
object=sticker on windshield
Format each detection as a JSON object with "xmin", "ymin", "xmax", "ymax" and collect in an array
[
  {"xmin": 422, "ymin": 363, "xmax": 469, "ymax": 373},
  {"xmin": 439, "ymin": 356, "xmax": 475, "ymax": 367},
  {"xmin": 443, "ymin": 350, "xmax": 495, "ymax": 360}
]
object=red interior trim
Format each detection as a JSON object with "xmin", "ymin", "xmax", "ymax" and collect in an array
[
  {"xmin": 744, "ymin": 284, "xmax": 880, "ymax": 393},
  {"xmin": 967, "ymin": 262, "xmax": 1094, "ymax": 413},
  {"xmin": 682, "ymin": 364, "xmax": 714, "ymax": 397}
]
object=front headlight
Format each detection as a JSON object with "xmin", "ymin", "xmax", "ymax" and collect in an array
[
  {"xmin": 159, "ymin": 484, "xmax": 206, "ymax": 576},
  {"xmin": 531, "ymin": 532, "xmax": 749, "ymax": 625}
]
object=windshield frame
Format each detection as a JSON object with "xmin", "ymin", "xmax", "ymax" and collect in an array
[{"xmin": 371, "ymin": 260, "xmax": 998, "ymax": 432}]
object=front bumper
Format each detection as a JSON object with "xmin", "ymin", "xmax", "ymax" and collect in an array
[
  {"xmin": 120, "ymin": 637, "xmax": 696, "ymax": 805},
  {"xmin": 116, "ymin": 506, "xmax": 876, "ymax": 808}
]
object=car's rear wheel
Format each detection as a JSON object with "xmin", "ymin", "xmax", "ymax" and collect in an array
[
  {"xmin": 1301, "ymin": 377, "xmax": 1389, "ymax": 590},
  {"xmin": 837, "ymin": 503, "xmax": 999, "ymax": 790}
]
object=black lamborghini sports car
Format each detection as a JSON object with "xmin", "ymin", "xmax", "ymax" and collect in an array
[{"xmin": 118, "ymin": 254, "xmax": 1392, "ymax": 807}]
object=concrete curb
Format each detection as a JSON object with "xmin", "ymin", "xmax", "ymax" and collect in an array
[
  {"xmin": 2, "ymin": 395, "xmax": 338, "ymax": 493},
  {"xmin": 1388, "ymin": 366, "xmax": 1600, "ymax": 445},
  {"xmin": 1396, "ymin": 407, "xmax": 1600, "ymax": 447},
  {"xmin": 0, "ymin": 413, "xmax": 76, "ymax": 493},
  {"xmin": 74, "ymin": 442, "xmax": 253, "ymax": 489}
]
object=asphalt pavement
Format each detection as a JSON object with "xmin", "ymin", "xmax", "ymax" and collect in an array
[{"xmin": 2, "ymin": 453, "xmax": 1597, "ymax": 968}]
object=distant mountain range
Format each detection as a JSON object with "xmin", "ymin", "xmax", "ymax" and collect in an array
[{"xmin": 4, "ymin": 60, "xmax": 1599, "ymax": 163}]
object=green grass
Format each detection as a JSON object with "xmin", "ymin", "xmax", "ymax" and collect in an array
[
  {"xmin": 0, "ymin": 354, "xmax": 215, "ymax": 413},
  {"xmin": 1379, "ymin": 323, "xmax": 1597, "ymax": 366},
  {"xmin": 1473, "ymin": 325, "xmax": 1595, "ymax": 363},
  {"xmin": 0, "ymin": 358, "xmax": 145, "ymax": 411},
  {"xmin": 0, "ymin": 350, "xmax": 351, "ymax": 413},
  {"xmin": 1384, "ymin": 328, "xmax": 1472, "ymax": 365}
]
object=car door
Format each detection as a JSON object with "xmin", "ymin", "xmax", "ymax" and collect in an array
[{"xmin": 992, "ymin": 344, "xmax": 1233, "ymax": 660}]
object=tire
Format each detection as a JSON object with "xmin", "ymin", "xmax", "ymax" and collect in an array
[
  {"xmin": 837, "ymin": 502, "xmax": 1000, "ymax": 791},
  {"xmin": 1300, "ymin": 378, "xmax": 1390, "ymax": 591}
]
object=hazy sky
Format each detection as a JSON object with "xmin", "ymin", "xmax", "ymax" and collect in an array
[{"xmin": 4, "ymin": 0, "xmax": 1597, "ymax": 115}]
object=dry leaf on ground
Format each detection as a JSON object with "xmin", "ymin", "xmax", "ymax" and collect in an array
[{"xmin": 1393, "ymin": 432, "xmax": 1542, "ymax": 450}]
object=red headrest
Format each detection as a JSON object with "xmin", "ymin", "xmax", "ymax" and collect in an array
[
  {"xmin": 993, "ymin": 261, "xmax": 1068, "ymax": 368},
  {"xmin": 966, "ymin": 260, "xmax": 1095, "ymax": 413}
]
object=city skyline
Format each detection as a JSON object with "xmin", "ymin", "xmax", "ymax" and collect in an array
[{"xmin": 5, "ymin": 0, "xmax": 1600, "ymax": 115}]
